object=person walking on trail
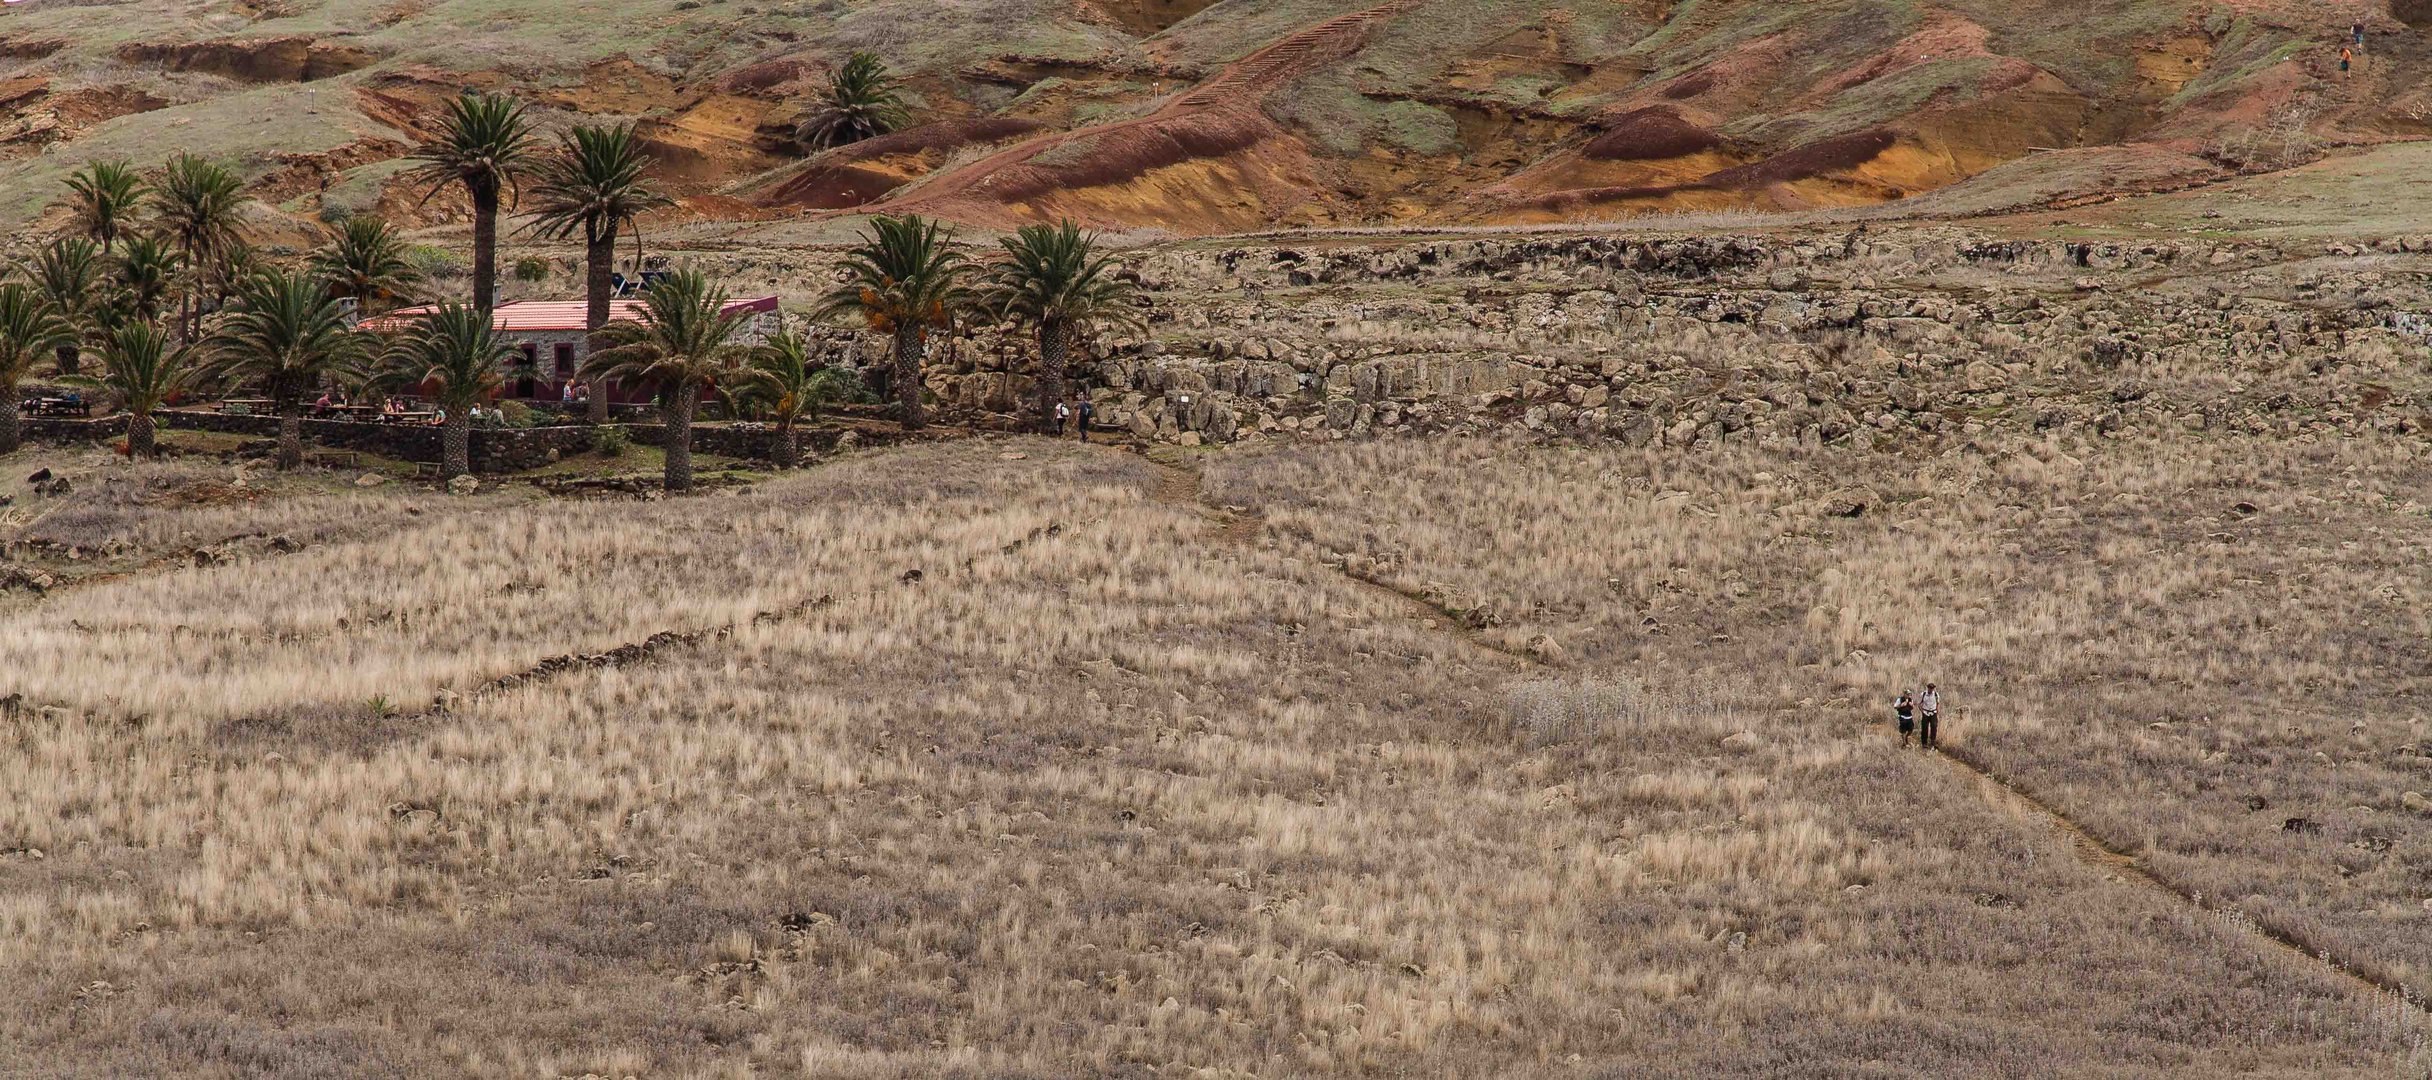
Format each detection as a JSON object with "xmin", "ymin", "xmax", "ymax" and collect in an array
[
  {"xmin": 1075, "ymin": 397, "xmax": 1096, "ymax": 442},
  {"xmin": 2354, "ymin": 23, "xmax": 2366, "ymax": 48},
  {"xmin": 1894, "ymin": 690, "xmax": 1916, "ymax": 748},
  {"xmin": 1919, "ymin": 683, "xmax": 1942, "ymax": 750},
  {"xmin": 1053, "ymin": 400, "xmax": 1070, "ymax": 436},
  {"xmin": 2341, "ymin": 47, "xmax": 2353, "ymax": 74}
]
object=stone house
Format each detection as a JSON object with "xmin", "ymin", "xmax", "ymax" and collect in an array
[{"xmin": 360, "ymin": 296, "xmax": 781, "ymax": 404}]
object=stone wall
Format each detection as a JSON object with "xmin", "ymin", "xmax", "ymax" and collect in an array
[
  {"xmin": 20, "ymin": 416, "xmax": 129, "ymax": 443},
  {"xmin": 144, "ymin": 411, "xmax": 817, "ymax": 470}
]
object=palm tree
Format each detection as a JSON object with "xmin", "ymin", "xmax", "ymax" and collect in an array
[
  {"xmin": 525, "ymin": 122, "xmax": 671, "ymax": 423},
  {"xmin": 108, "ymin": 233, "xmax": 182, "ymax": 325},
  {"xmin": 817, "ymin": 214, "xmax": 969, "ymax": 432},
  {"xmin": 581, "ymin": 269, "xmax": 754, "ymax": 492},
  {"xmin": 25, "ymin": 238, "xmax": 103, "ymax": 377},
  {"xmin": 408, "ymin": 91, "xmax": 534, "ymax": 313},
  {"xmin": 310, "ymin": 216, "xmax": 422, "ymax": 317},
  {"xmin": 982, "ymin": 220, "xmax": 1143, "ymax": 433},
  {"xmin": 63, "ymin": 160, "xmax": 146, "ymax": 254},
  {"xmin": 0, "ymin": 284, "xmax": 74, "ymax": 455},
  {"xmin": 201, "ymin": 269, "xmax": 369, "ymax": 470},
  {"xmin": 797, "ymin": 52, "xmax": 908, "ymax": 150},
  {"xmin": 76, "ymin": 321, "xmax": 197, "ymax": 458},
  {"xmin": 152, "ymin": 154, "xmax": 248, "ymax": 341},
  {"xmin": 737, "ymin": 329, "xmax": 860, "ymax": 468},
  {"xmin": 380, "ymin": 304, "xmax": 508, "ymax": 481}
]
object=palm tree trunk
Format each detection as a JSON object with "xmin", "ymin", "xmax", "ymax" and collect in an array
[
  {"xmin": 893, "ymin": 326, "xmax": 925, "ymax": 432},
  {"xmin": 128, "ymin": 409, "xmax": 156, "ymax": 459},
  {"xmin": 663, "ymin": 387, "xmax": 696, "ymax": 492},
  {"xmin": 472, "ymin": 180, "xmax": 501, "ymax": 314},
  {"xmin": 584, "ymin": 228, "xmax": 615, "ymax": 424},
  {"xmin": 774, "ymin": 419, "xmax": 800, "ymax": 469},
  {"xmin": 276, "ymin": 403, "xmax": 305, "ymax": 470},
  {"xmin": 0, "ymin": 384, "xmax": 20, "ymax": 454},
  {"xmin": 1036, "ymin": 317, "xmax": 1069, "ymax": 434},
  {"xmin": 441, "ymin": 413, "xmax": 471, "ymax": 480}
]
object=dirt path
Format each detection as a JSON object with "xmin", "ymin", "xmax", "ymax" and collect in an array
[
  {"xmin": 1136, "ymin": 450, "xmax": 1538, "ymax": 668},
  {"xmin": 1130, "ymin": 445, "xmax": 2430, "ymax": 1028},
  {"xmin": 870, "ymin": 1, "xmax": 1416, "ymax": 214}
]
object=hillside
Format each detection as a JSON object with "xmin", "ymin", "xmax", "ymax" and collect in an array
[{"xmin": 1, "ymin": 0, "xmax": 2428, "ymax": 238}]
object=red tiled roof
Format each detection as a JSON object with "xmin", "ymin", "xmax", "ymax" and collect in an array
[{"xmin": 358, "ymin": 296, "xmax": 779, "ymax": 334}]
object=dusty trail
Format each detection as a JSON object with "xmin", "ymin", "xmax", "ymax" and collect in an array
[
  {"xmin": 1136, "ymin": 450, "xmax": 1537, "ymax": 668},
  {"xmin": 1130, "ymin": 445, "xmax": 2431, "ymax": 1029}
]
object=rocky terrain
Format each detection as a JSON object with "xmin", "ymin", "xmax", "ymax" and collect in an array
[
  {"xmin": 729, "ymin": 224, "xmax": 2430, "ymax": 458},
  {"xmin": 3, "ymin": 0, "xmax": 2432, "ymax": 236}
]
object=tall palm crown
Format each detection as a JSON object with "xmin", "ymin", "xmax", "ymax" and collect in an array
[
  {"xmin": 63, "ymin": 160, "xmax": 146, "ymax": 253},
  {"xmin": 152, "ymin": 154, "xmax": 246, "ymax": 268},
  {"xmin": 819, "ymin": 214, "xmax": 970, "ymax": 336},
  {"xmin": 983, "ymin": 221, "xmax": 1143, "ymax": 335},
  {"xmin": 383, "ymin": 303, "xmax": 509, "ymax": 411},
  {"xmin": 27, "ymin": 238, "xmax": 104, "ymax": 329},
  {"xmin": 80, "ymin": 320, "xmax": 198, "ymax": 457},
  {"xmin": 26, "ymin": 238, "xmax": 103, "ymax": 376},
  {"xmin": 0, "ymin": 283, "xmax": 76, "ymax": 453},
  {"xmin": 108, "ymin": 233, "xmax": 182, "ymax": 323},
  {"xmin": 984, "ymin": 220, "xmax": 1142, "ymax": 429},
  {"xmin": 817, "ymin": 213, "xmax": 969, "ymax": 429},
  {"xmin": 91, "ymin": 320, "xmax": 199, "ymax": 414},
  {"xmin": 152, "ymin": 154, "xmax": 248, "ymax": 337},
  {"xmin": 382, "ymin": 303, "xmax": 510, "ymax": 480},
  {"xmin": 582, "ymin": 269, "xmax": 755, "ymax": 492},
  {"xmin": 526, "ymin": 123, "xmax": 672, "ymax": 250},
  {"xmin": 582, "ymin": 269, "xmax": 755, "ymax": 392},
  {"xmin": 310, "ymin": 217, "xmax": 422, "ymax": 315},
  {"xmin": 407, "ymin": 91, "xmax": 535, "ymax": 311},
  {"xmin": 0, "ymin": 283, "xmax": 73, "ymax": 388},
  {"xmin": 797, "ymin": 52, "xmax": 908, "ymax": 150},
  {"xmin": 201, "ymin": 269, "xmax": 370, "ymax": 408}
]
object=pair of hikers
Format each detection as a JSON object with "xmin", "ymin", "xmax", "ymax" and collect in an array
[
  {"xmin": 1050, "ymin": 397, "xmax": 1096, "ymax": 441},
  {"xmin": 1893, "ymin": 684, "xmax": 1943, "ymax": 749}
]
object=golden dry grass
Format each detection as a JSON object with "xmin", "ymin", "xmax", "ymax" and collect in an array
[{"xmin": 0, "ymin": 436, "xmax": 2419, "ymax": 1076}]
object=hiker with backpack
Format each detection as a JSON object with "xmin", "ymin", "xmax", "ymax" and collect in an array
[{"xmin": 1894, "ymin": 690, "xmax": 1916, "ymax": 748}]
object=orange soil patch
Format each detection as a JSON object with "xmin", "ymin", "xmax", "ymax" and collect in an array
[
  {"xmin": 1085, "ymin": 0, "xmax": 1222, "ymax": 36},
  {"xmin": 868, "ymin": 2, "xmax": 1413, "ymax": 231},
  {"xmin": 255, "ymin": 136, "xmax": 410, "ymax": 204},
  {"xmin": 1812, "ymin": 10, "xmax": 1997, "ymax": 100},
  {"xmin": 117, "ymin": 37, "xmax": 378, "ymax": 83},
  {"xmin": 1580, "ymin": 106, "xmax": 1723, "ymax": 161},
  {"xmin": 756, "ymin": 117, "xmax": 1048, "ymax": 209}
]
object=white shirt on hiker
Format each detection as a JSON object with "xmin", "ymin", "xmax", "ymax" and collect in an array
[{"xmin": 1920, "ymin": 689, "xmax": 1939, "ymax": 715}]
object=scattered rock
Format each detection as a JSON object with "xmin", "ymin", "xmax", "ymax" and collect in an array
[
  {"xmin": 2243, "ymin": 795, "xmax": 2267, "ymax": 812},
  {"xmin": 353, "ymin": 472, "xmax": 386, "ymax": 487},
  {"xmin": 2402, "ymin": 791, "xmax": 2432, "ymax": 816},
  {"xmin": 2282, "ymin": 816, "xmax": 2320, "ymax": 834},
  {"xmin": 25, "ymin": 468, "xmax": 49, "ymax": 483},
  {"xmin": 1719, "ymin": 731, "xmax": 1761, "ymax": 752},
  {"xmin": 268, "ymin": 535, "xmax": 304, "ymax": 554},
  {"xmin": 445, "ymin": 474, "xmax": 480, "ymax": 496},
  {"xmin": 1527, "ymin": 634, "xmax": 1565, "ymax": 663},
  {"xmin": 900, "ymin": 568, "xmax": 924, "ymax": 585}
]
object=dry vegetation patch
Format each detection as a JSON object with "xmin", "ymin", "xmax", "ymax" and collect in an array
[{"xmin": 0, "ymin": 436, "xmax": 2419, "ymax": 1074}]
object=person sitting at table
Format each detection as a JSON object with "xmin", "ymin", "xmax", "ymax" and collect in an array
[
  {"xmin": 313, "ymin": 391, "xmax": 333, "ymax": 414},
  {"xmin": 430, "ymin": 407, "xmax": 447, "ymax": 427}
]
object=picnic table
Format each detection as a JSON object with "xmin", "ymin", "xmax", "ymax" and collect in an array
[
  {"xmin": 19, "ymin": 396, "xmax": 91, "ymax": 417},
  {"xmin": 218, "ymin": 398, "xmax": 273, "ymax": 416}
]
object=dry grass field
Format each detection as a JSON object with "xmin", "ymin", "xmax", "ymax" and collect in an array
[{"xmin": 1, "ymin": 435, "xmax": 2424, "ymax": 1076}]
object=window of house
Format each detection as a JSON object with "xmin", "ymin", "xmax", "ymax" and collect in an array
[{"xmin": 554, "ymin": 343, "xmax": 576, "ymax": 377}]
